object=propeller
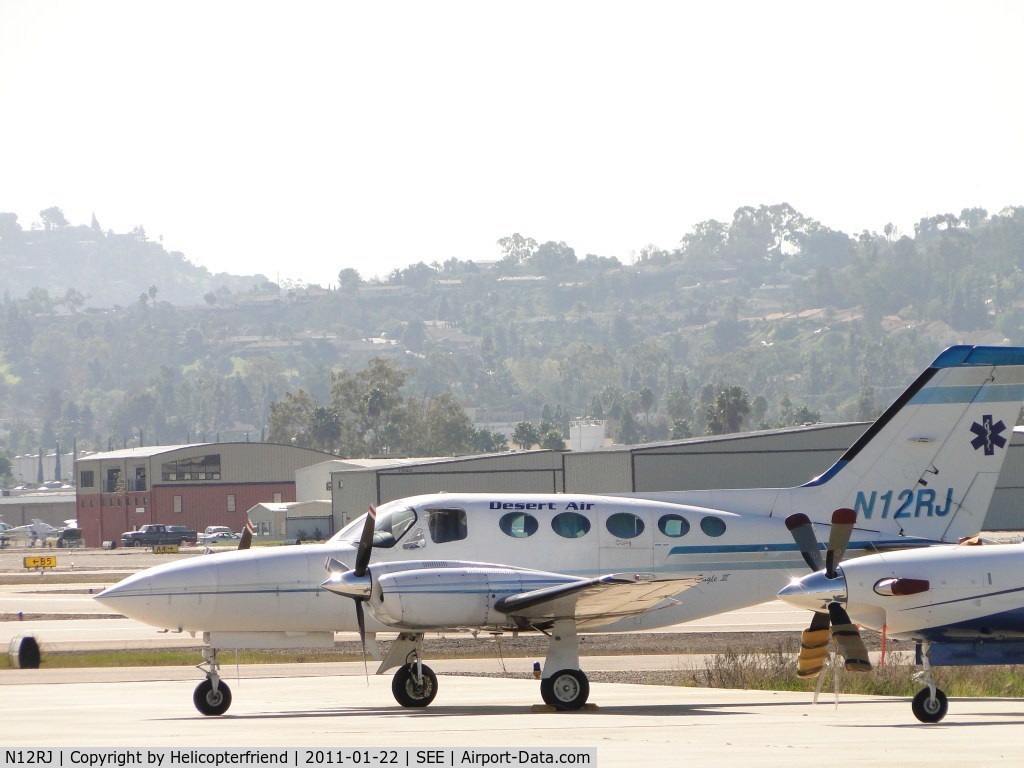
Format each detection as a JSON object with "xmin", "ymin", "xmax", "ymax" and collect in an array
[
  {"xmin": 237, "ymin": 518, "xmax": 254, "ymax": 551},
  {"xmin": 321, "ymin": 507, "xmax": 377, "ymax": 667},
  {"xmin": 783, "ymin": 508, "xmax": 871, "ymax": 678}
]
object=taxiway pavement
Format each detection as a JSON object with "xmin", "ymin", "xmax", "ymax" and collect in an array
[{"xmin": 2, "ymin": 664, "xmax": 1023, "ymax": 767}]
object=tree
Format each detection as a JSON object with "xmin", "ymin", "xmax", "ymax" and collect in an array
[
  {"xmin": 705, "ymin": 386, "xmax": 750, "ymax": 435},
  {"xmin": 338, "ymin": 268, "xmax": 362, "ymax": 294},
  {"xmin": 39, "ymin": 206, "xmax": 69, "ymax": 230},
  {"xmin": 617, "ymin": 410, "xmax": 642, "ymax": 444},
  {"xmin": 529, "ymin": 241, "xmax": 577, "ymax": 274},
  {"xmin": 415, "ymin": 393, "xmax": 474, "ymax": 455},
  {"xmin": 540, "ymin": 428, "xmax": 565, "ymax": 451},
  {"xmin": 497, "ymin": 233, "xmax": 538, "ymax": 266},
  {"xmin": 638, "ymin": 387, "xmax": 655, "ymax": 421},
  {"xmin": 512, "ymin": 422, "xmax": 541, "ymax": 450},
  {"xmin": 267, "ymin": 390, "xmax": 320, "ymax": 446},
  {"xmin": 472, "ymin": 429, "xmax": 509, "ymax": 453},
  {"xmin": 307, "ymin": 405, "xmax": 342, "ymax": 452},
  {"xmin": 62, "ymin": 288, "xmax": 86, "ymax": 313}
]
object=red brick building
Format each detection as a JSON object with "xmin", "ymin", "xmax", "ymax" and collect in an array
[{"xmin": 75, "ymin": 443, "xmax": 332, "ymax": 546}]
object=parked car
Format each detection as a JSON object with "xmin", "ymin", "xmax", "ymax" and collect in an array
[
  {"xmin": 198, "ymin": 526, "xmax": 234, "ymax": 544},
  {"xmin": 167, "ymin": 525, "xmax": 198, "ymax": 545},
  {"xmin": 55, "ymin": 527, "xmax": 83, "ymax": 548},
  {"xmin": 121, "ymin": 524, "xmax": 197, "ymax": 548},
  {"xmin": 201, "ymin": 531, "xmax": 241, "ymax": 545}
]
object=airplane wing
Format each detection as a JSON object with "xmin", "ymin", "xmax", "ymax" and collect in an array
[{"xmin": 494, "ymin": 574, "xmax": 702, "ymax": 630}]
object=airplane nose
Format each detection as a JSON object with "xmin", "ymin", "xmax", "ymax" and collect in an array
[
  {"xmin": 94, "ymin": 571, "xmax": 168, "ymax": 624},
  {"xmin": 93, "ymin": 558, "xmax": 217, "ymax": 630},
  {"xmin": 777, "ymin": 569, "xmax": 848, "ymax": 612}
]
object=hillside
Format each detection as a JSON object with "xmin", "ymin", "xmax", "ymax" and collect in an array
[
  {"xmin": 0, "ymin": 211, "xmax": 266, "ymax": 306},
  {"xmin": 1, "ymin": 203, "xmax": 1022, "ymax": 464}
]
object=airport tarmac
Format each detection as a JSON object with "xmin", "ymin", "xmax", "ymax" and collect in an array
[
  {"xmin": 3, "ymin": 549, "xmax": 1023, "ymax": 766},
  {"xmin": 3, "ymin": 663, "xmax": 1024, "ymax": 766}
]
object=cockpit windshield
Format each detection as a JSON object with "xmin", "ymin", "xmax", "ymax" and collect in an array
[{"xmin": 328, "ymin": 504, "xmax": 418, "ymax": 549}]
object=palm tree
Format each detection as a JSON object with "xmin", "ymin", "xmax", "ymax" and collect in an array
[{"xmin": 706, "ymin": 386, "xmax": 750, "ymax": 435}]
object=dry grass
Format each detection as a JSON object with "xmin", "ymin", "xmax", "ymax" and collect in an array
[{"xmin": 671, "ymin": 642, "xmax": 1024, "ymax": 698}]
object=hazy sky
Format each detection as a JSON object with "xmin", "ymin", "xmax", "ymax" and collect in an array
[{"xmin": 2, "ymin": 1, "xmax": 1022, "ymax": 287}]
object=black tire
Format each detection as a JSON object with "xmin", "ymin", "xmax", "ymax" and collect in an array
[
  {"xmin": 392, "ymin": 664, "xmax": 438, "ymax": 708},
  {"xmin": 540, "ymin": 669, "xmax": 590, "ymax": 710},
  {"xmin": 911, "ymin": 687, "xmax": 948, "ymax": 723},
  {"xmin": 193, "ymin": 678, "xmax": 232, "ymax": 716}
]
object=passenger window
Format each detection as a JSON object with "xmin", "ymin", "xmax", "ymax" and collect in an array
[
  {"xmin": 427, "ymin": 508, "xmax": 468, "ymax": 543},
  {"xmin": 606, "ymin": 512, "xmax": 645, "ymax": 539},
  {"xmin": 551, "ymin": 512, "xmax": 591, "ymax": 538},
  {"xmin": 658, "ymin": 514, "xmax": 690, "ymax": 537},
  {"xmin": 700, "ymin": 516, "xmax": 727, "ymax": 537},
  {"xmin": 499, "ymin": 512, "xmax": 538, "ymax": 538}
]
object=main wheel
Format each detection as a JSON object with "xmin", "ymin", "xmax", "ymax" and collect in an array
[
  {"xmin": 911, "ymin": 687, "xmax": 948, "ymax": 723},
  {"xmin": 392, "ymin": 664, "xmax": 438, "ymax": 708},
  {"xmin": 193, "ymin": 678, "xmax": 232, "ymax": 716},
  {"xmin": 540, "ymin": 669, "xmax": 590, "ymax": 710}
]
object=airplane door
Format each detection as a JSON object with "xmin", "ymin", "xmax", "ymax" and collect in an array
[{"xmin": 598, "ymin": 508, "xmax": 654, "ymax": 573}]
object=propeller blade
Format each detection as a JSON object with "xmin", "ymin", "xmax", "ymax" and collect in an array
[
  {"xmin": 825, "ymin": 508, "xmax": 856, "ymax": 578},
  {"xmin": 354, "ymin": 506, "xmax": 377, "ymax": 578},
  {"xmin": 356, "ymin": 601, "xmax": 369, "ymax": 682},
  {"xmin": 827, "ymin": 602, "xmax": 871, "ymax": 672},
  {"xmin": 238, "ymin": 526, "xmax": 252, "ymax": 551},
  {"xmin": 796, "ymin": 611, "xmax": 831, "ymax": 679},
  {"xmin": 785, "ymin": 513, "xmax": 824, "ymax": 572}
]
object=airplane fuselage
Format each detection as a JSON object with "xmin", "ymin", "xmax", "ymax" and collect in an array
[{"xmin": 99, "ymin": 491, "xmax": 919, "ymax": 640}]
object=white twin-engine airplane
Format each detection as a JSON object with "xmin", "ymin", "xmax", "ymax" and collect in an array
[
  {"xmin": 96, "ymin": 345, "xmax": 1024, "ymax": 716},
  {"xmin": 780, "ymin": 536, "xmax": 1024, "ymax": 724},
  {"xmin": 0, "ymin": 518, "xmax": 58, "ymax": 545}
]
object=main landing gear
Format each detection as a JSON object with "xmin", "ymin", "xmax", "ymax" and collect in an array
[
  {"xmin": 540, "ymin": 668, "xmax": 590, "ymax": 710},
  {"xmin": 911, "ymin": 642, "xmax": 948, "ymax": 723},
  {"xmin": 194, "ymin": 648, "xmax": 232, "ymax": 716},
  {"xmin": 381, "ymin": 624, "xmax": 593, "ymax": 711},
  {"xmin": 538, "ymin": 619, "xmax": 591, "ymax": 711}
]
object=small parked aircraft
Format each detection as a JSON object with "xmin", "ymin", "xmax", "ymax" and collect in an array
[
  {"xmin": 96, "ymin": 345, "xmax": 1024, "ymax": 715},
  {"xmin": 779, "ymin": 531, "xmax": 1024, "ymax": 723},
  {"xmin": 0, "ymin": 518, "xmax": 58, "ymax": 547}
]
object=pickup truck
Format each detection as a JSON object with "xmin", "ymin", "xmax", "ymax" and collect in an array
[{"xmin": 121, "ymin": 524, "xmax": 197, "ymax": 548}]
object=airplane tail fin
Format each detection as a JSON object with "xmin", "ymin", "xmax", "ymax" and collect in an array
[{"xmin": 797, "ymin": 346, "xmax": 1024, "ymax": 543}]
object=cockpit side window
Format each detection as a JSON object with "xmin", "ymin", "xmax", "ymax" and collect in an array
[
  {"xmin": 373, "ymin": 506, "xmax": 418, "ymax": 547},
  {"xmin": 427, "ymin": 508, "xmax": 468, "ymax": 544},
  {"xmin": 333, "ymin": 506, "xmax": 417, "ymax": 548}
]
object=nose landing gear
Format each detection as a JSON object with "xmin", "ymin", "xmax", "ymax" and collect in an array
[{"xmin": 194, "ymin": 648, "xmax": 232, "ymax": 716}]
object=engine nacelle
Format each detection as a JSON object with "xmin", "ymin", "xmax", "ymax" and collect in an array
[{"xmin": 373, "ymin": 566, "xmax": 533, "ymax": 629}]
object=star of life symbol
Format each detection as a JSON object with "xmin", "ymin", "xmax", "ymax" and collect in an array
[{"xmin": 970, "ymin": 415, "xmax": 1007, "ymax": 456}]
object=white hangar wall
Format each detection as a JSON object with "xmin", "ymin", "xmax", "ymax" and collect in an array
[
  {"xmin": 324, "ymin": 426, "xmax": 1024, "ymax": 533},
  {"xmin": 330, "ymin": 451, "xmax": 564, "ymax": 531},
  {"xmin": 564, "ymin": 423, "xmax": 868, "ymax": 494}
]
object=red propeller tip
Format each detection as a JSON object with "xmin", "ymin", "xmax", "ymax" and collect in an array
[
  {"xmin": 832, "ymin": 508, "xmax": 856, "ymax": 525},
  {"xmin": 786, "ymin": 513, "xmax": 812, "ymax": 530}
]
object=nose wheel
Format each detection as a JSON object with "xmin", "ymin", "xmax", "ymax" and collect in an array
[
  {"xmin": 194, "ymin": 648, "xmax": 232, "ymax": 716},
  {"xmin": 911, "ymin": 687, "xmax": 948, "ymax": 723},
  {"xmin": 194, "ymin": 677, "xmax": 232, "ymax": 716}
]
